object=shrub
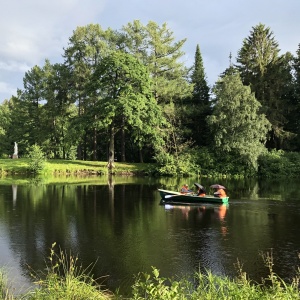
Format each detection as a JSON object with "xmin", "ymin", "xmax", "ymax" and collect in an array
[
  {"xmin": 258, "ymin": 149, "xmax": 300, "ymax": 177},
  {"xmin": 28, "ymin": 144, "xmax": 46, "ymax": 174}
]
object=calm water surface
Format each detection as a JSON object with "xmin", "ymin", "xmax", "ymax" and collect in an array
[{"xmin": 0, "ymin": 176, "xmax": 300, "ymax": 295}]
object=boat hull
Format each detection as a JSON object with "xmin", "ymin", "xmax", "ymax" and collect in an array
[{"xmin": 158, "ymin": 189, "xmax": 229, "ymax": 204}]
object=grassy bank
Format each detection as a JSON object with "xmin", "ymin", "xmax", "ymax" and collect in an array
[
  {"xmin": 1, "ymin": 246, "xmax": 299, "ymax": 300},
  {"xmin": 0, "ymin": 158, "xmax": 153, "ymax": 176}
]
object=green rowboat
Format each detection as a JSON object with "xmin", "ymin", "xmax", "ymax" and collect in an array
[{"xmin": 158, "ymin": 188, "xmax": 229, "ymax": 204}]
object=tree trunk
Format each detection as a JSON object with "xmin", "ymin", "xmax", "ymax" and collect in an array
[
  {"xmin": 77, "ymin": 96, "xmax": 82, "ymax": 160},
  {"xmin": 139, "ymin": 148, "xmax": 144, "ymax": 163},
  {"xmin": 93, "ymin": 127, "xmax": 97, "ymax": 161},
  {"xmin": 77, "ymin": 145, "xmax": 82, "ymax": 160},
  {"xmin": 83, "ymin": 132, "xmax": 88, "ymax": 160},
  {"xmin": 107, "ymin": 125, "xmax": 115, "ymax": 170},
  {"xmin": 121, "ymin": 126, "xmax": 126, "ymax": 162}
]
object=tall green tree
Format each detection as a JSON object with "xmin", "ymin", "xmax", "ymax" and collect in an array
[
  {"xmin": 122, "ymin": 20, "xmax": 193, "ymax": 160},
  {"xmin": 236, "ymin": 23, "xmax": 293, "ymax": 149},
  {"xmin": 63, "ymin": 24, "xmax": 115, "ymax": 160},
  {"xmin": 89, "ymin": 50, "xmax": 166, "ymax": 166},
  {"xmin": 289, "ymin": 44, "xmax": 300, "ymax": 149},
  {"xmin": 0, "ymin": 99, "xmax": 12, "ymax": 156},
  {"xmin": 10, "ymin": 65, "xmax": 48, "ymax": 152},
  {"xmin": 208, "ymin": 72, "xmax": 271, "ymax": 170},
  {"xmin": 42, "ymin": 61, "xmax": 78, "ymax": 159},
  {"xmin": 186, "ymin": 44, "xmax": 211, "ymax": 146},
  {"xmin": 123, "ymin": 20, "xmax": 192, "ymax": 105}
]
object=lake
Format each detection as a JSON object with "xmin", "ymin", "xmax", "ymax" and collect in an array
[{"xmin": 0, "ymin": 175, "xmax": 300, "ymax": 296}]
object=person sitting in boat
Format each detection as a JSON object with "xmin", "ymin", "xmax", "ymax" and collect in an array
[
  {"xmin": 194, "ymin": 183, "xmax": 206, "ymax": 197},
  {"xmin": 180, "ymin": 184, "xmax": 192, "ymax": 194},
  {"xmin": 197, "ymin": 187, "xmax": 206, "ymax": 197},
  {"xmin": 214, "ymin": 188, "xmax": 227, "ymax": 198}
]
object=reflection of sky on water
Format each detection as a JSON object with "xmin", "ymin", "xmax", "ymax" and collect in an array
[{"xmin": 0, "ymin": 224, "xmax": 32, "ymax": 295}]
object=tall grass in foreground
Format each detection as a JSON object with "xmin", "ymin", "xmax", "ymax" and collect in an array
[
  {"xmin": 24, "ymin": 243, "xmax": 112, "ymax": 300},
  {"xmin": 131, "ymin": 250, "xmax": 300, "ymax": 300},
  {"xmin": 0, "ymin": 270, "xmax": 14, "ymax": 300},
  {"xmin": 0, "ymin": 247, "xmax": 299, "ymax": 299}
]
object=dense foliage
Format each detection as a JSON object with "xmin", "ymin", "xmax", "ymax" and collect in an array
[
  {"xmin": 1, "ymin": 21, "xmax": 300, "ymax": 177},
  {"xmin": 208, "ymin": 72, "xmax": 271, "ymax": 171}
]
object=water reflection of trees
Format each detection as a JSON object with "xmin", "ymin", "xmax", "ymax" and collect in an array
[
  {"xmin": 0, "ymin": 179, "xmax": 167, "ymax": 293},
  {"xmin": 0, "ymin": 177, "xmax": 300, "ymax": 294}
]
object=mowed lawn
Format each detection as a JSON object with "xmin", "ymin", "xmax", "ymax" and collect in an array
[{"xmin": 0, "ymin": 158, "xmax": 153, "ymax": 175}]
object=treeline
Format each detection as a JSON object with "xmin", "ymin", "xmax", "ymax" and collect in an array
[{"xmin": 1, "ymin": 21, "xmax": 300, "ymax": 177}]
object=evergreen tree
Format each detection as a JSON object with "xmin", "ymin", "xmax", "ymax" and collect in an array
[
  {"xmin": 42, "ymin": 61, "xmax": 78, "ymax": 159},
  {"xmin": 122, "ymin": 20, "xmax": 193, "ymax": 159},
  {"xmin": 236, "ymin": 23, "xmax": 293, "ymax": 149},
  {"xmin": 0, "ymin": 99, "xmax": 12, "ymax": 156},
  {"xmin": 188, "ymin": 44, "xmax": 211, "ymax": 146},
  {"xmin": 208, "ymin": 73, "xmax": 271, "ymax": 170},
  {"xmin": 11, "ymin": 65, "xmax": 48, "ymax": 152},
  {"xmin": 122, "ymin": 20, "xmax": 192, "ymax": 105},
  {"xmin": 89, "ymin": 51, "xmax": 166, "ymax": 166},
  {"xmin": 290, "ymin": 44, "xmax": 300, "ymax": 149},
  {"xmin": 63, "ymin": 24, "xmax": 114, "ymax": 160}
]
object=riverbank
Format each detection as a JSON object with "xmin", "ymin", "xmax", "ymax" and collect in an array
[
  {"xmin": 0, "ymin": 158, "xmax": 154, "ymax": 176},
  {"xmin": 1, "ymin": 250, "xmax": 299, "ymax": 300}
]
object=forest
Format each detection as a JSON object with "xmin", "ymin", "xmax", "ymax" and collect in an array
[{"xmin": 1, "ymin": 21, "xmax": 300, "ymax": 178}]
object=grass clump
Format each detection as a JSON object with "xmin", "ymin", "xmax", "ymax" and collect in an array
[
  {"xmin": 130, "ymin": 251, "xmax": 300, "ymax": 300},
  {"xmin": 0, "ymin": 270, "xmax": 14, "ymax": 300},
  {"xmin": 25, "ymin": 243, "xmax": 112, "ymax": 300}
]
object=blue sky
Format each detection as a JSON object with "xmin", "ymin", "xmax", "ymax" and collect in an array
[{"xmin": 0, "ymin": 0, "xmax": 299, "ymax": 102}]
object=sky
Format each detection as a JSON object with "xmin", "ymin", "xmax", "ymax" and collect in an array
[{"xmin": 0, "ymin": 0, "xmax": 299, "ymax": 102}]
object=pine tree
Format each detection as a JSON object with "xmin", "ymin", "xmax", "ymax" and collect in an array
[
  {"xmin": 236, "ymin": 23, "xmax": 293, "ymax": 149},
  {"xmin": 189, "ymin": 44, "xmax": 211, "ymax": 146}
]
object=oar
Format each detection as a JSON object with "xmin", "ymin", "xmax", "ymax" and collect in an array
[
  {"xmin": 165, "ymin": 194, "xmax": 177, "ymax": 199},
  {"xmin": 165, "ymin": 193, "xmax": 195, "ymax": 199}
]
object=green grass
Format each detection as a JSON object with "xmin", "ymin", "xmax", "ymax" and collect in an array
[
  {"xmin": 0, "ymin": 158, "xmax": 153, "ymax": 176},
  {"xmin": 24, "ymin": 243, "xmax": 111, "ymax": 300},
  {"xmin": 0, "ymin": 269, "xmax": 14, "ymax": 300},
  {"xmin": 1, "ymin": 247, "xmax": 299, "ymax": 300}
]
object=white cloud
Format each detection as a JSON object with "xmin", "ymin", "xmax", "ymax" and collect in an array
[
  {"xmin": 0, "ymin": 81, "xmax": 17, "ymax": 98},
  {"xmin": 0, "ymin": 61, "xmax": 30, "ymax": 73},
  {"xmin": 0, "ymin": 0, "xmax": 299, "ymax": 102}
]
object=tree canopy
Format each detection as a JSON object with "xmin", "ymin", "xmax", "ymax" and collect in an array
[
  {"xmin": 208, "ymin": 72, "xmax": 271, "ymax": 170},
  {"xmin": 0, "ymin": 21, "xmax": 299, "ymax": 177}
]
